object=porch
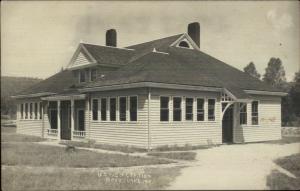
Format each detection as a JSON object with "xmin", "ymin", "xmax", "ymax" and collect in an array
[{"xmin": 42, "ymin": 94, "xmax": 88, "ymax": 140}]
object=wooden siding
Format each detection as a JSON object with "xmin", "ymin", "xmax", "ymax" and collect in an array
[
  {"xmin": 72, "ymin": 52, "xmax": 91, "ymax": 67},
  {"xmin": 17, "ymin": 120, "xmax": 43, "ymax": 137},
  {"xmin": 88, "ymin": 88, "xmax": 149, "ymax": 148},
  {"xmin": 149, "ymin": 88, "xmax": 222, "ymax": 147},
  {"xmin": 233, "ymin": 95, "xmax": 281, "ymax": 143}
]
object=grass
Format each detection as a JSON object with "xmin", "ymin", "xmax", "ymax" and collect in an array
[
  {"xmin": 147, "ymin": 152, "xmax": 197, "ymax": 161},
  {"xmin": 2, "ymin": 142, "xmax": 172, "ymax": 168},
  {"xmin": 267, "ymin": 153, "xmax": 300, "ymax": 190},
  {"xmin": 2, "ymin": 164, "xmax": 182, "ymax": 190},
  {"xmin": 153, "ymin": 144, "xmax": 213, "ymax": 152}
]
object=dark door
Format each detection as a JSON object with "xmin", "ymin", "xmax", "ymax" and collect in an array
[
  {"xmin": 60, "ymin": 101, "xmax": 71, "ymax": 140},
  {"xmin": 77, "ymin": 109, "xmax": 85, "ymax": 131},
  {"xmin": 222, "ymin": 104, "xmax": 234, "ymax": 143}
]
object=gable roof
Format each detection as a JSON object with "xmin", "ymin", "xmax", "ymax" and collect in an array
[{"xmin": 14, "ymin": 32, "xmax": 286, "ymax": 98}]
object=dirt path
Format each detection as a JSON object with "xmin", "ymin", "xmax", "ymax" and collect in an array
[{"xmin": 168, "ymin": 142, "xmax": 300, "ymax": 190}]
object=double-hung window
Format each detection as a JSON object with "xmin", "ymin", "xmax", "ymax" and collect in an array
[
  {"xmin": 160, "ymin": 97, "xmax": 169, "ymax": 121},
  {"xmin": 79, "ymin": 70, "xmax": 86, "ymax": 83},
  {"xmin": 92, "ymin": 99, "xmax": 98, "ymax": 121},
  {"xmin": 208, "ymin": 99, "xmax": 215, "ymax": 121},
  {"xmin": 130, "ymin": 96, "xmax": 137, "ymax": 121},
  {"xmin": 251, "ymin": 101, "xmax": 259, "ymax": 125},
  {"xmin": 119, "ymin": 97, "xmax": 127, "ymax": 121},
  {"xmin": 173, "ymin": 97, "xmax": 182, "ymax": 121},
  {"xmin": 185, "ymin": 98, "xmax": 193, "ymax": 121},
  {"xmin": 101, "ymin": 98, "xmax": 107, "ymax": 121},
  {"xmin": 240, "ymin": 103, "xmax": 247, "ymax": 125},
  {"xmin": 110, "ymin": 98, "xmax": 116, "ymax": 121},
  {"xmin": 90, "ymin": 69, "xmax": 97, "ymax": 81},
  {"xmin": 197, "ymin": 98, "xmax": 205, "ymax": 121}
]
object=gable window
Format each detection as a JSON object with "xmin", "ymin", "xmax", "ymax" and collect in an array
[
  {"xmin": 110, "ymin": 98, "xmax": 116, "ymax": 121},
  {"xmin": 240, "ymin": 103, "xmax": 247, "ymax": 125},
  {"xmin": 197, "ymin": 98, "xmax": 205, "ymax": 121},
  {"xmin": 25, "ymin": 103, "xmax": 28, "ymax": 119},
  {"xmin": 185, "ymin": 98, "xmax": 193, "ymax": 121},
  {"xmin": 252, "ymin": 101, "xmax": 259, "ymax": 125},
  {"xmin": 101, "ymin": 98, "xmax": 107, "ymax": 121},
  {"xmin": 119, "ymin": 97, "xmax": 127, "ymax": 121},
  {"xmin": 208, "ymin": 99, "xmax": 215, "ymax": 121},
  {"xmin": 20, "ymin": 104, "xmax": 24, "ymax": 119},
  {"xmin": 29, "ymin": 103, "xmax": 33, "ymax": 119},
  {"xmin": 34, "ymin": 103, "xmax": 38, "ymax": 119},
  {"xmin": 79, "ymin": 70, "xmax": 86, "ymax": 83},
  {"xmin": 160, "ymin": 97, "xmax": 169, "ymax": 121},
  {"xmin": 173, "ymin": 97, "xmax": 182, "ymax": 121},
  {"xmin": 130, "ymin": 96, "xmax": 137, "ymax": 121},
  {"xmin": 90, "ymin": 69, "xmax": 97, "ymax": 81},
  {"xmin": 179, "ymin": 41, "xmax": 190, "ymax": 48},
  {"xmin": 39, "ymin": 102, "xmax": 43, "ymax": 119},
  {"xmin": 92, "ymin": 99, "xmax": 98, "ymax": 121}
]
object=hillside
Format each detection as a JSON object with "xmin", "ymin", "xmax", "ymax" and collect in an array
[{"xmin": 1, "ymin": 76, "xmax": 42, "ymax": 117}]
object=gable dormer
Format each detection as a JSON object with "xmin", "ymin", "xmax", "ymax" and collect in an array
[{"xmin": 67, "ymin": 44, "xmax": 97, "ymax": 70}]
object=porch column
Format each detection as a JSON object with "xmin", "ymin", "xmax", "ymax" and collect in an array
[
  {"xmin": 57, "ymin": 100, "xmax": 61, "ymax": 140},
  {"xmin": 71, "ymin": 99, "xmax": 75, "ymax": 140}
]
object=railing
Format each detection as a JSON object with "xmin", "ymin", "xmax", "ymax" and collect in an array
[
  {"xmin": 73, "ymin": 130, "xmax": 86, "ymax": 138},
  {"xmin": 47, "ymin": 129, "xmax": 58, "ymax": 136}
]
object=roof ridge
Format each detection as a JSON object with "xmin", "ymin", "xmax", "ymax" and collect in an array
[{"xmin": 81, "ymin": 43, "xmax": 135, "ymax": 51}]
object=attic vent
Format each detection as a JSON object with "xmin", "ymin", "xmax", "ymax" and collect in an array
[{"xmin": 178, "ymin": 41, "xmax": 190, "ymax": 48}]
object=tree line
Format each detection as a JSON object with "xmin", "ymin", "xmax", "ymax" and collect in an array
[{"xmin": 243, "ymin": 58, "xmax": 300, "ymax": 126}]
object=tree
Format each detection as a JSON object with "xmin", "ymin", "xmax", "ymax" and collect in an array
[
  {"xmin": 263, "ymin": 57, "xmax": 286, "ymax": 87},
  {"xmin": 243, "ymin": 62, "xmax": 261, "ymax": 79},
  {"xmin": 290, "ymin": 72, "xmax": 300, "ymax": 116}
]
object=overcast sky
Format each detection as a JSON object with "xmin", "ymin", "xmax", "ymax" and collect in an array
[{"xmin": 2, "ymin": 1, "xmax": 299, "ymax": 81}]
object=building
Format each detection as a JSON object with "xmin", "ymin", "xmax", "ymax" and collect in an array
[{"xmin": 13, "ymin": 22, "xmax": 287, "ymax": 149}]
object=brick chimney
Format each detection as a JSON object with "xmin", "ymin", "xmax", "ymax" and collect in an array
[
  {"xmin": 188, "ymin": 22, "xmax": 200, "ymax": 48},
  {"xmin": 106, "ymin": 29, "xmax": 117, "ymax": 47}
]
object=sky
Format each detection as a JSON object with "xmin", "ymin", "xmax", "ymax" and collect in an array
[{"xmin": 1, "ymin": 1, "xmax": 299, "ymax": 81}]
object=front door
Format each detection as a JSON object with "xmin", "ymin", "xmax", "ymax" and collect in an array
[
  {"xmin": 60, "ymin": 101, "xmax": 71, "ymax": 140},
  {"xmin": 222, "ymin": 104, "xmax": 234, "ymax": 143}
]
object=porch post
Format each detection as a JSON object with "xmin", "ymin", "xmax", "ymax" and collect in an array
[
  {"xmin": 71, "ymin": 99, "xmax": 75, "ymax": 140},
  {"xmin": 57, "ymin": 100, "xmax": 61, "ymax": 140}
]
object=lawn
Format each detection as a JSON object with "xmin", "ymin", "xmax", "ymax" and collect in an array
[
  {"xmin": 267, "ymin": 153, "xmax": 300, "ymax": 190},
  {"xmin": 1, "ymin": 126, "xmax": 182, "ymax": 190},
  {"xmin": 147, "ymin": 152, "xmax": 197, "ymax": 161}
]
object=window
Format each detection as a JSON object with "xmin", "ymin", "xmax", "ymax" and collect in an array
[
  {"xmin": 34, "ymin": 103, "xmax": 38, "ymax": 119},
  {"xmin": 185, "ymin": 98, "xmax": 193, "ymax": 121},
  {"xmin": 101, "ymin": 98, "xmax": 107, "ymax": 121},
  {"xmin": 29, "ymin": 103, "xmax": 33, "ymax": 119},
  {"xmin": 90, "ymin": 69, "xmax": 97, "ymax": 81},
  {"xmin": 252, "ymin": 101, "xmax": 259, "ymax": 125},
  {"xmin": 173, "ymin": 97, "xmax": 182, "ymax": 121},
  {"xmin": 178, "ymin": 41, "xmax": 190, "ymax": 48},
  {"xmin": 92, "ymin": 99, "xmax": 98, "ymax": 121},
  {"xmin": 110, "ymin": 98, "xmax": 116, "ymax": 121},
  {"xmin": 119, "ymin": 97, "xmax": 127, "ymax": 121},
  {"xmin": 130, "ymin": 96, "xmax": 137, "ymax": 121},
  {"xmin": 208, "ymin": 99, "xmax": 215, "ymax": 121},
  {"xmin": 39, "ymin": 102, "xmax": 43, "ymax": 119},
  {"xmin": 79, "ymin": 70, "xmax": 86, "ymax": 83},
  {"xmin": 240, "ymin": 103, "xmax": 247, "ymax": 125},
  {"xmin": 25, "ymin": 103, "xmax": 28, "ymax": 119},
  {"xmin": 197, "ymin": 98, "xmax": 205, "ymax": 121},
  {"xmin": 160, "ymin": 97, "xmax": 169, "ymax": 121},
  {"xmin": 20, "ymin": 104, "xmax": 24, "ymax": 119}
]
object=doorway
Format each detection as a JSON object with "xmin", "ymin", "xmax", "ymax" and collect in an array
[{"xmin": 222, "ymin": 104, "xmax": 234, "ymax": 143}]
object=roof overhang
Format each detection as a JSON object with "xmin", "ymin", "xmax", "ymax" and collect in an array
[
  {"xmin": 244, "ymin": 90, "xmax": 288, "ymax": 96},
  {"xmin": 79, "ymin": 82, "xmax": 222, "ymax": 93},
  {"xmin": 41, "ymin": 94, "xmax": 86, "ymax": 101},
  {"xmin": 11, "ymin": 92, "xmax": 56, "ymax": 99}
]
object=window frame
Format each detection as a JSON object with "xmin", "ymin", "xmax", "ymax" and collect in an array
[
  {"xmin": 160, "ymin": 96, "xmax": 170, "ymax": 122},
  {"xmin": 185, "ymin": 97, "xmax": 194, "ymax": 121},
  {"xmin": 90, "ymin": 68, "xmax": 97, "ymax": 82},
  {"xmin": 173, "ymin": 97, "xmax": 182, "ymax": 122},
  {"xmin": 109, "ymin": 97, "xmax": 117, "ymax": 121},
  {"xmin": 100, "ymin": 97, "xmax": 107, "ymax": 121},
  {"xmin": 119, "ymin": 96, "xmax": 127, "ymax": 121},
  {"xmin": 92, "ymin": 99, "xmax": 99, "ymax": 121},
  {"xmin": 207, "ymin": 98, "xmax": 216, "ymax": 121},
  {"xmin": 240, "ymin": 103, "xmax": 247, "ymax": 125},
  {"xmin": 129, "ymin": 96, "xmax": 138, "ymax": 122},
  {"xmin": 251, "ymin": 101, "xmax": 259, "ymax": 126},
  {"xmin": 79, "ymin": 70, "xmax": 86, "ymax": 83},
  {"xmin": 196, "ymin": 98, "xmax": 205, "ymax": 121}
]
